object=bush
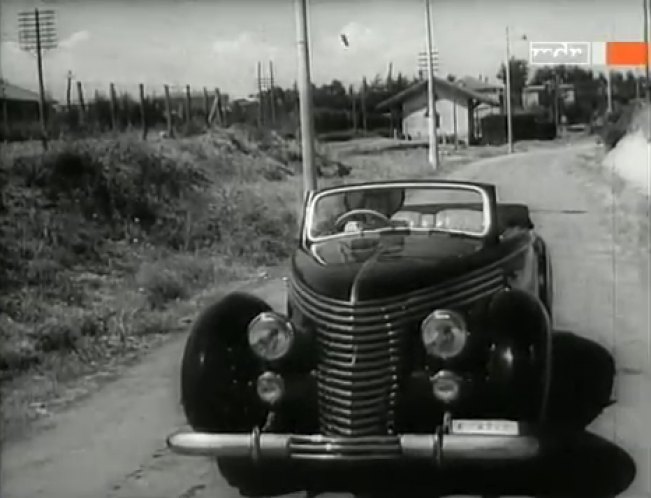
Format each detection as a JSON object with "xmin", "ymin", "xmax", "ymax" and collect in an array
[
  {"xmin": 0, "ymin": 128, "xmax": 340, "ymax": 386},
  {"xmin": 599, "ymin": 103, "xmax": 641, "ymax": 150},
  {"xmin": 136, "ymin": 254, "xmax": 215, "ymax": 309}
]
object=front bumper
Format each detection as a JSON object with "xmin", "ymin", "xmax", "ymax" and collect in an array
[{"xmin": 167, "ymin": 427, "xmax": 540, "ymax": 465}]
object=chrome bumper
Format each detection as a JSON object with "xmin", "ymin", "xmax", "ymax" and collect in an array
[{"xmin": 167, "ymin": 428, "xmax": 540, "ymax": 465}]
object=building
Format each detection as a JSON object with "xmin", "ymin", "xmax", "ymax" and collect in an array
[
  {"xmin": 376, "ymin": 75, "xmax": 501, "ymax": 145},
  {"xmin": 0, "ymin": 80, "xmax": 57, "ymax": 124},
  {"xmin": 457, "ymin": 76, "xmax": 504, "ymax": 122},
  {"xmin": 522, "ymin": 83, "xmax": 576, "ymax": 109}
]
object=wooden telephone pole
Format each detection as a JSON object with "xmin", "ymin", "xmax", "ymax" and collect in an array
[
  {"xmin": 644, "ymin": 0, "xmax": 651, "ymax": 101},
  {"xmin": 18, "ymin": 8, "xmax": 57, "ymax": 149},
  {"xmin": 424, "ymin": 0, "xmax": 439, "ymax": 168},
  {"xmin": 269, "ymin": 61, "xmax": 276, "ymax": 126},
  {"xmin": 505, "ymin": 26, "xmax": 513, "ymax": 153},
  {"xmin": 294, "ymin": 0, "xmax": 316, "ymax": 195}
]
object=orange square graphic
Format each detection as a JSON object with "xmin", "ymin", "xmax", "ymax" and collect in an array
[{"xmin": 607, "ymin": 42, "xmax": 649, "ymax": 66}]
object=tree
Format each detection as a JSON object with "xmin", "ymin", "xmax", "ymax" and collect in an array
[{"xmin": 497, "ymin": 57, "xmax": 529, "ymax": 108}]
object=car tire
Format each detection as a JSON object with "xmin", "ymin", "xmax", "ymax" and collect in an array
[
  {"xmin": 536, "ymin": 239, "xmax": 554, "ymax": 321},
  {"xmin": 180, "ymin": 293, "xmax": 293, "ymax": 497}
]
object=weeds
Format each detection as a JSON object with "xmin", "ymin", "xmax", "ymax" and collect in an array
[{"xmin": 0, "ymin": 128, "xmax": 320, "ymax": 386}]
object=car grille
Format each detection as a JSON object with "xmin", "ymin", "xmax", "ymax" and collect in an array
[{"xmin": 289, "ymin": 265, "xmax": 506, "ymax": 437}]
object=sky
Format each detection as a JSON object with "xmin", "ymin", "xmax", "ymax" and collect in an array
[{"xmin": 0, "ymin": 0, "xmax": 646, "ymax": 101}]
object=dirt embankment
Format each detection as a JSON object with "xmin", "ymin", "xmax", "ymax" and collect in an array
[
  {"xmin": 600, "ymin": 102, "xmax": 650, "ymax": 198},
  {"xmin": 0, "ymin": 126, "xmax": 349, "ymax": 438}
]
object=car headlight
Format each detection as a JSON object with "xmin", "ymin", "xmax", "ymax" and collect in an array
[
  {"xmin": 247, "ymin": 312, "xmax": 295, "ymax": 361},
  {"xmin": 431, "ymin": 370, "xmax": 463, "ymax": 403},
  {"xmin": 421, "ymin": 309, "xmax": 468, "ymax": 359},
  {"xmin": 256, "ymin": 371, "xmax": 285, "ymax": 405}
]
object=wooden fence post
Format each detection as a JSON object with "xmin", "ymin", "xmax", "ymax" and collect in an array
[
  {"xmin": 203, "ymin": 87, "xmax": 210, "ymax": 125},
  {"xmin": 269, "ymin": 60, "xmax": 276, "ymax": 126},
  {"xmin": 139, "ymin": 83, "xmax": 147, "ymax": 140},
  {"xmin": 257, "ymin": 61, "xmax": 264, "ymax": 127},
  {"xmin": 93, "ymin": 89, "xmax": 100, "ymax": 128},
  {"xmin": 215, "ymin": 88, "xmax": 224, "ymax": 126},
  {"xmin": 76, "ymin": 81, "xmax": 85, "ymax": 125},
  {"xmin": 66, "ymin": 71, "xmax": 72, "ymax": 112},
  {"xmin": 185, "ymin": 84, "xmax": 192, "ymax": 124},
  {"xmin": 208, "ymin": 90, "xmax": 218, "ymax": 126},
  {"xmin": 164, "ymin": 84, "xmax": 173, "ymax": 137},
  {"xmin": 109, "ymin": 83, "xmax": 117, "ymax": 131}
]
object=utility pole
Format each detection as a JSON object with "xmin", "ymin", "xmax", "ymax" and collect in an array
[
  {"xmin": 505, "ymin": 26, "xmax": 513, "ymax": 154},
  {"xmin": 294, "ymin": 0, "xmax": 317, "ymax": 195},
  {"xmin": 424, "ymin": 0, "xmax": 439, "ymax": 169},
  {"xmin": 606, "ymin": 69, "xmax": 613, "ymax": 113},
  {"xmin": 257, "ymin": 61, "xmax": 264, "ymax": 127},
  {"xmin": 645, "ymin": 0, "xmax": 651, "ymax": 100},
  {"xmin": 361, "ymin": 77, "xmax": 368, "ymax": 133},
  {"xmin": 452, "ymin": 95, "xmax": 458, "ymax": 151},
  {"xmin": 18, "ymin": 8, "xmax": 57, "ymax": 149},
  {"xmin": 34, "ymin": 9, "xmax": 47, "ymax": 148},
  {"xmin": 66, "ymin": 70, "xmax": 72, "ymax": 112}
]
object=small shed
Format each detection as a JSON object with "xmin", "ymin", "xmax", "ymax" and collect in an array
[
  {"xmin": 376, "ymin": 76, "xmax": 500, "ymax": 145},
  {"xmin": 0, "ymin": 80, "xmax": 56, "ymax": 123}
]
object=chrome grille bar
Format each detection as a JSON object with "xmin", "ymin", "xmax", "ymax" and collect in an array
[{"xmin": 290, "ymin": 266, "xmax": 507, "ymax": 437}]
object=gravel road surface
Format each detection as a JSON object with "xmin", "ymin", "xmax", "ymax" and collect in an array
[{"xmin": 2, "ymin": 142, "xmax": 649, "ymax": 498}]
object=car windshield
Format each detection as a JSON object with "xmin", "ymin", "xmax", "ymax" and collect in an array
[{"xmin": 307, "ymin": 184, "xmax": 488, "ymax": 241}]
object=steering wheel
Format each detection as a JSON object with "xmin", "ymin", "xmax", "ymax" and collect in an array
[{"xmin": 334, "ymin": 209, "xmax": 391, "ymax": 231}]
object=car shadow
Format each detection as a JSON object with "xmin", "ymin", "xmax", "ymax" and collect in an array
[
  {"xmin": 414, "ymin": 330, "xmax": 637, "ymax": 497},
  {"xmin": 241, "ymin": 332, "xmax": 637, "ymax": 498}
]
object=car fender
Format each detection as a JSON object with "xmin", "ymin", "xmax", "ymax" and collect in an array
[
  {"xmin": 485, "ymin": 287, "xmax": 553, "ymax": 422},
  {"xmin": 181, "ymin": 292, "xmax": 271, "ymax": 432}
]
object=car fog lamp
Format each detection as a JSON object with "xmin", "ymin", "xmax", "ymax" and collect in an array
[
  {"xmin": 431, "ymin": 370, "xmax": 462, "ymax": 403},
  {"xmin": 247, "ymin": 312, "xmax": 295, "ymax": 361},
  {"xmin": 256, "ymin": 371, "xmax": 285, "ymax": 405},
  {"xmin": 421, "ymin": 309, "xmax": 468, "ymax": 359}
]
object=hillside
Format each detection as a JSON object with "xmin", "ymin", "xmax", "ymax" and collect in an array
[
  {"xmin": 0, "ymin": 126, "xmax": 349, "ymax": 435},
  {"xmin": 602, "ymin": 102, "xmax": 651, "ymax": 198}
]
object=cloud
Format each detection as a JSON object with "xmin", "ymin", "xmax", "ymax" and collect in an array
[
  {"xmin": 212, "ymin": 32, "xmax": 278, "ymax": 59},
  {"xmin": 59, "ymin": 30, "xmax": 90, "ymax": 49},
  {"xmin": 1, "ymin": 40, "xmax": 21, "ymax": 53}
]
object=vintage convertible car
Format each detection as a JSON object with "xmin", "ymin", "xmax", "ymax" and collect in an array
[{"xmin": 167, "ymin": 180, "xmax": 615, "ymax": 497}]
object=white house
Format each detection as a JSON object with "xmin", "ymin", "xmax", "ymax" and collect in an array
[{"xmin": 376, "ymin": 76, "xmax": 501, "ymax": 145}]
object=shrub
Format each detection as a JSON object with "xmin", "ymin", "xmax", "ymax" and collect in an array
[{"xmin": 136, "ymin": 254, "xmax": 215, "ymax": 309}]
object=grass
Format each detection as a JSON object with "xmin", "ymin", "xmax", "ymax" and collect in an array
[
  {"xmin": 597, "ymin": 100, "xmax": 649, "ymax": 151},
  {"xmin": 0, "ymin": 125, "xmax": 348, "ymax": 437}
]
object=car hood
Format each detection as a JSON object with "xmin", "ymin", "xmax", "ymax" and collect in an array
[{"xmin": 291, "ymin": 233, "xmax": 487, "ymax": 302}]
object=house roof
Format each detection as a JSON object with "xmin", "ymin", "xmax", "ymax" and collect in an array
[
  {"xmin": 376, "ymin": 77, "xmax": 500, "ymax": 111},
  {"xmin": 524, "ymin": 83, "xmax": 575, "ymax": 91},
  {"xmin": 0, "ymin": 80, "xmax": 56, "ymax": 103},
  {"xmin": 457, "ymin": 76, "xmax": 503, "ymax": 92}
]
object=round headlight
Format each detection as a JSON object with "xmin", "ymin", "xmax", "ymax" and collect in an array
[
  {"xmin": 421, "ymin": 309, "xmax": 468, "ymax": 359},
  {"xmin": 247, "ymin": 312, "xmax": 295, "ymax": 361}
]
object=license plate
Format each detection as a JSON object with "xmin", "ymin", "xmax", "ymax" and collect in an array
[{"xmin": 451, "ymin": 419, "xmax": 520, "ymax": 436}]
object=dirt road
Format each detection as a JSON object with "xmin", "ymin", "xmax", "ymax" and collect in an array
[{"xmin": 2, "ymin": 142, "xmax": 649, "ymax": 498}]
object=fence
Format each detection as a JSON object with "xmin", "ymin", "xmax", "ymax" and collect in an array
[
  {"xmin": 1, "ymin": 80, "xmax": 304, "ymax": 144},
  {"xmin": 1, "ymin": 79, "xmax": 394, "ymax": 144}
]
